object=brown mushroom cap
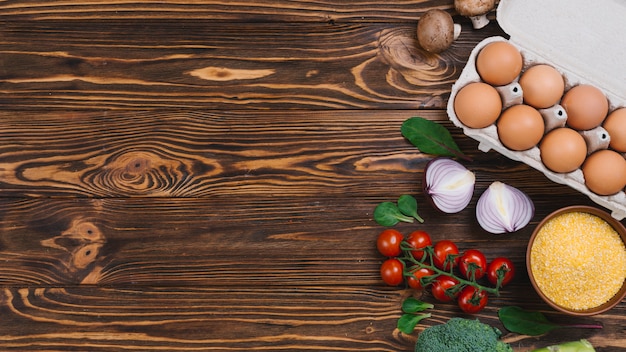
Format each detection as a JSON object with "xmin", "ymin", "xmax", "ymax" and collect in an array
[
  {"xmin": 417, "ymin": 9, "xmax": 455, "ymax": 53},
  {"xmin": 454, "ymin": 0, "xmax": 496, "ymax": 16}
]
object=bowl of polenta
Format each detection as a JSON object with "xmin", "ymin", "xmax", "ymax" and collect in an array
[{"xmin": 527, "ymin": 205, "xmax": 626, "ymax": 316}]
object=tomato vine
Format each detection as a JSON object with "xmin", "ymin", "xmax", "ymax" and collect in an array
[{"xmin": 377, "ymin": 229, "xmax": 515, "ymax": 317}]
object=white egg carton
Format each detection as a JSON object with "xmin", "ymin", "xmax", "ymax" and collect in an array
[{"xmin": 447, "ymin": 0, "xmax": 626, "ymax": 220}]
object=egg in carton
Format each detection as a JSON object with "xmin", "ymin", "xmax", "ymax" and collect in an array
[{"xmin": 447, "ymin": 0, "xmax": 626, "ymax": 220}]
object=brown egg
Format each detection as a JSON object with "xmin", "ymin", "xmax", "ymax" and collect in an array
[
  {"xmin": 603, "ymin": 108, "xmax": 626, "ymax": 152},
  {"xmin": 540, "ymin": 128, "xmax": 587, "ymax": 173},
  {"xmin": 582, "ymin": 150, "xmax": 626, "ymax": 195},
  {"xmin": 562, "ymin": 84, "xmax": 609, "ymax": 131},
  {"xmin": 519, "ymin": 64, "xmax": 565, "ymax": 109},
  {"xmin": 497, "ymin": 104, "xmax": 545, "ymax": 151},
  {"xmin": 476, "ymin": 41, "xmax": 523, "ymax": 86},
  {"xmin": 454, "ymin": 82, "xmax": 502, "ymax": 129}
]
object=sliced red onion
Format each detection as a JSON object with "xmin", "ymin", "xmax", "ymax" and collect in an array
[
  {"xmin": 423, "ymin": 158, "xmax": 475, "ymax": 213},
  {"xmin": 476, "ymin": 181, "xmax": 534, "ymax": 234}
]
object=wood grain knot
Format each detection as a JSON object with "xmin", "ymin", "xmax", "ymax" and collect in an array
[
  {"xmin": 91, "ymin": 150, "xmax": 221, "ymax": 196},
  {"xmin": 41, "ymin": 218, "xmax": 106, "ymax": 274},
  {"xmin": 377, "ymin": 27, "xmax": 458, "ymax": 92}
]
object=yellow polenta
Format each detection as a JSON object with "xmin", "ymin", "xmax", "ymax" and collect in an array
[{"xmin": 530, "ymin": 211, "xmax": 626, "ymax": 310}]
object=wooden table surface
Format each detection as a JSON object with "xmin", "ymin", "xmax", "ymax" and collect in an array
[{"xmin": 1, "ymin": 1, "xmax": 624, "ymax": 351}]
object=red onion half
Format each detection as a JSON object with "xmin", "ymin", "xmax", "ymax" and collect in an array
[
  {"xmin": 476, "ymin": 181, "xmax": 534, "ymax": 234},
  {"xmin": 423, "ymin": 158, "xmax": 475, "ymax": 213}
]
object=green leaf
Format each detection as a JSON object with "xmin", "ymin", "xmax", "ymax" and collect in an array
[
  {"xmin": 397, "ymin": 194, "xmax": 424, "ymax": 223},
  {"xmin": 401, "ymin": 117, "xmax": 469, "ymax": 161},
  {"xmin": 401, "ymin": 297, "xmax": 434, "ymax": 313},
  {"xmin": 373, "ymin": 202, "xmax": 414, "ymax": 227},
  {"xmin": 397, "ymin": 313, "xmax": 431, "ymax": 334},
  {"xmin": 498, "ymin": 306, "xmax": 559, "ymax": 336},
  {"xmin": 499, "ymin": 306, "xmax": 603, "ymax": 337}
]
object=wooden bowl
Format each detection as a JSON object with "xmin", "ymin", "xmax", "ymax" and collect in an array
[{"xmin": 526, "ymin": 205, "xmax": 626, "ymax": 316}]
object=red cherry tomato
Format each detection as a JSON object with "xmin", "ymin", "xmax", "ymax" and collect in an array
[
  {"xmin": 407, "ymin": 267, "xmax": 435, "ymax": 290},
  {"xmin": 487, "ymin": 257, "xmax": 515, "ymax": 287},
  {"xmin": 430, "ymin": 275, "xmax": 460, "ymax": 302},
  {"xmin": 380, "ymin": 258, "xmax": 404, "ymax": 286},
  {"xmin": 457, "ymin": 286, "xmax": 488, "ymax": 314},
  {"xmin": 459, "ymin": 249, "xmax": 487, "ymax": 280},
  {"xmin": 433, "ymin": 240, "xmax": 459, "ymax": 271},
  {"xmin": 404, "ymin": 230, "xmax": 432, "ymax": 260},
  {"xmin": 376, "ymin": 229, "xmax": 404, "ymax": 257}
]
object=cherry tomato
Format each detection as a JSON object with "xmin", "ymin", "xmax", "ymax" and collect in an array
[
  {"xmin": 430, "ymin": 275, "xmax": 460, "ymax": 302},
  {"xmin": 433, "ymin": 240, "xmax": 459, "ymax": 271},
  {"xmin": 380, "ymin": 258, "xmax": 404, "ymax": 286},
  {"xmin": 404, "ymin": 230, "xmax": 432, "ymax": 260},
  {"xmin": 487, "ymin": 257, "xmax": 515, "ymax": 287},
  {"xmin": 459, "ymin": 249, "xmax": 487, "ymax": 280},
  {"xmin": 457, "ymin": 286, "xmax": 488, "ymax": 314},
  {"xmin": 376, "ymin": 229, "xmax": 403, "ymax": 257},
  {"xmin": 407, "ymin": 267, "xmax": 435, "ymax": 290}
]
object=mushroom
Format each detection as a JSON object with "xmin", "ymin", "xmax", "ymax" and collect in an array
[
  {"xmin": 417, "ymin": 9, "xmax": 462, "ymax": 53},
  {"xmin": 455, "ymin": 0, "xmax": 496, "ymax": 29}
]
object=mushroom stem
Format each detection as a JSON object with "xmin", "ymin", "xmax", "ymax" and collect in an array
[
  {"xmin": 454, "ymin": 0, "xmax": 496, "ymax": 30},
  {"xmin": 453, "ymin": 23, "xmax": 462, "ymax": 40},
  {"xmin": 469, "ymin": 15, "xmax": 490, "ymax": 29}
]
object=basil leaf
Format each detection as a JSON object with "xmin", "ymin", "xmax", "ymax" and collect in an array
[{"xmin": 401, "ymin": 117, "xmax": 469, "ymax": 161}]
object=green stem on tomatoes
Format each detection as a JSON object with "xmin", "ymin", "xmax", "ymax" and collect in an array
[{"xmin": 400, "ymin": 243, "xmax": 500, "ymax": 296}]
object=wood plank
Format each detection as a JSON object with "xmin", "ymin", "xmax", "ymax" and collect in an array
[
  {"xmin": 0, "ymin": 1, "xmax": 485, "ymax": 22},
  {"xmin": 0, "ymin": 21, "xmax": 506, "ymax": 111},
  {"xmin": 0, "ymin": 286, "xmax": 411, "ymax": 351},
  {"xmin": 0, "ymin": 286, "xmax": 622, "ymax": 351},
  {"xmin": 0, "ymin": 109, "xmax": 568, "ymax": 198},
  {"xmin": 0, "ymin": 194, "xmax": 584, "ymax": 287}
]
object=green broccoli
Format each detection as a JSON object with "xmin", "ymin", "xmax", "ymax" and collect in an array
[{"xmin": 415, "ymin": 317, "xmax": 513, "ymax": 352}]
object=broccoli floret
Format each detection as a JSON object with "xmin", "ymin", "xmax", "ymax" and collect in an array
[{"xmin": 415, "ymin": 317, "xmax": 513, "ymax": 352}]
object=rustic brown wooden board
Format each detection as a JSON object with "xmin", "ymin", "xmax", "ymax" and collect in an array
[
  {"xmin": 0, "ymin": 286, "xmax": 622, "ymax": 351},
  {"xmin": 0, "ymin": 2, "xmax": 624, "ymax": 351},
  {"xmin": 0, "ymin": 21, "xmax": 505, "ymax": 111},
  {"xmin": 0, "ymin": 192, "xmax": 622, "ymax": 351},
  {"xmin": 0, "ymin": 110, "xmax": 553, "ymax": 198},
  {"xmin": 0, "ymin": 110, "xmax": 621, "ymax": 350},
  {"xmin": 0, "ymin": 193, "xmax": 586, "ymax": 287},
  {"xmin": 0, "ymin": 1, "xmax": 488, "ymax": 22}
]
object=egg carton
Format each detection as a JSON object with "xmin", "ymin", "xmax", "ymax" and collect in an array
[{"xmin": 447, "ymin": 0, "xmax": 626, "ymax": 220}]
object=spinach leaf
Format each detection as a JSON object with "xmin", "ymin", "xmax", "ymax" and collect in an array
[
  {"xmin": 498, "ymin": 306, "xmax": 559, "ymax": 336},
  {"xmin": 401, "ymin": 117, "xmax": 470, "ymax": 161},
  {"xmin": 402, "ymin": 297, "xmax": 434, "ymax": 313},
  {"xmin": 498, "ymin": 306, "xmax": 603, "ymax": 336},
  {"xmin": 397, "ymin": 194, "xmax": 424, "ymax": 223},
  {"xmin": 397, "ymin": 313, "xmax": 431, "ymax": 334},
  {"xmin": 397, "ymin": 298, "xmax": 433, "ymax": 334},
  {"xmin": 373, "ymin": 201, "xmax": 414, "ymax": 226}
]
